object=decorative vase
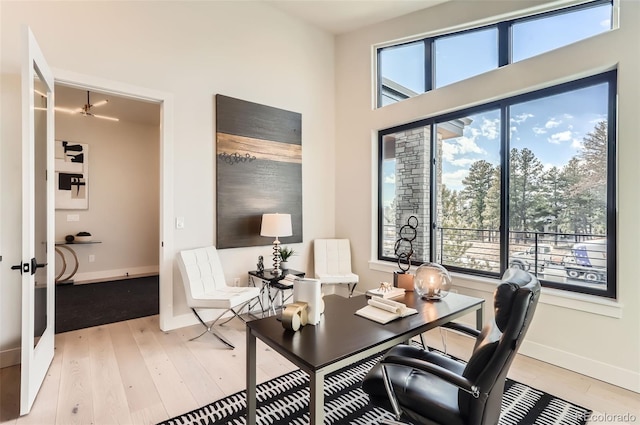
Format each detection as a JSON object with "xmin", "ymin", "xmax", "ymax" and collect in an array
[
  {"xmin": 280, "ymin": 261, "xmax": 289, "ymax": 270},
  {"xmin": 394, "ymin": 271, "xmax": 414, "ymax": 291}
]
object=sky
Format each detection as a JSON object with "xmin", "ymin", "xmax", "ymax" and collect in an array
[{"xmin": 381, "ymin": 3, "xmax": 611, "ymax": 205}]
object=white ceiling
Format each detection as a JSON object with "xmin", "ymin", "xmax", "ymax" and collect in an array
[{"xmin": 266, "ymin": 0, "xmax": 448, "ymax": 34}]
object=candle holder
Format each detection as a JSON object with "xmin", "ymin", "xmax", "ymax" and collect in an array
[{"xmin": 414, "ymin": 262, "xmax": 451, "ymax": 300}]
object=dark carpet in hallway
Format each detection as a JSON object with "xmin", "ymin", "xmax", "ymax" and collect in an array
[{"xmin": 55, "ymin": 275, "xmax": 159, "ymax": 333}]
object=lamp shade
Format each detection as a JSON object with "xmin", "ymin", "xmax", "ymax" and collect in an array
[{"xmin": 260, "ymin": 213, "xmax": 292, "ymax": 238}]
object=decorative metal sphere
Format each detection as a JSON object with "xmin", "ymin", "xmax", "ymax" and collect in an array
[{"xmin": 414, "ymin": 262, "xmax": 452, "ymax": 300}]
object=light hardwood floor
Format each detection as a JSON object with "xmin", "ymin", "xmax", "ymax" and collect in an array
[{"xmin": 1, "ymin": 314, "xmax": 638, "ymax": 425}]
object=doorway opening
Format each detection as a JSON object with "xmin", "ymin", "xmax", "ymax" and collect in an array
[{"xmin": 51, "ymin": 78, "xmax": 172, "ymax": 332}]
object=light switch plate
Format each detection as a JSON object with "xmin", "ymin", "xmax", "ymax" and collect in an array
[
  {"xmin": 67, "ymin": 214, "xmax": 80, "ymax": 222},
  {"xmin": 176, "ymin": 217, "xmax": 185, "ymax": 229}
]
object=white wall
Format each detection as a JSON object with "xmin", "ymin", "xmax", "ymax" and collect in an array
[
  {"xmin": 335, "ymin": 0, "xmax": 640, "ymax": 392},
  {"xmin": 55, "ymin": 111, "xmax": 160, "ymax": 282},
  {"xmin": 0, "ymin": 1, "xmax": 335, "ymax": 363}
]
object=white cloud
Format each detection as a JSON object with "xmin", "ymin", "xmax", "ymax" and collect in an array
[
  {"xmin": 510, "ymin": 126, "xmax": 518, "ymax": 134},
  {"xmin": 600, "ymin": 18, "xmax": 611, "ymax": 28},
  {"xmin": 443, "ymin": 169, "xmax": 470, "ymax": 191},
  {"xmin": 548, "ymin": 130, "xmax": 572, "ymax": 144},
  {"xmin": 441, "ymin": 137, "xmax": 486, "ymax": 163},
  {"xmin": 481, "ymin": 118, "xmax": 499, "ymax": 140},
  {"xmin": 458, "ymin": 136, "xmax": 486, "ymax": 155},
  {"xmin": 384, "ymin": 173, "xmax": 395, "ymax": 184},
  {"xmin": 451, "ymin": 158, "xmax": 476, "ymax": 167},
  {"xmin": 533, "ymin": 127, "xmax": 547, "ymax": 135},
  {"xmin": 545, "ymin": 118, "xmax": 562, "ymax": 129},
  {"xmin": 571, "ymin": 139, "xmax": 584, "ymax": 150},
  {"xmin": 511, "ymin": 113, "xmax": 534, "ymax": 124},
  {"xmin": 563, "ymin": 113, "xmax": 574, "ymax": 120},
  {"xmin": 441, "ymin": 141, "xmax": 457, "ymax": 162}
]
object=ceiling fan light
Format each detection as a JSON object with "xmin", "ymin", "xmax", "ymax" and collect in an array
[
  {"xmin": 93, "ymin": 114, "xmax": 119, "ymax": 122},
  {"xmin": 55, "ymin": 106, "xmax": 81, "ymax": 114},
  {"xmin": 92, "ymin": 99, "xmax": 108, "ymax": 108}
]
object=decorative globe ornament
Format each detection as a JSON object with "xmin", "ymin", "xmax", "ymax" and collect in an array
[{"xmin": 414, "ymin": 262, "xmax": 452, "ymax": 300}]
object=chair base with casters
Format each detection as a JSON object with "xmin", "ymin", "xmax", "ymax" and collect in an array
[
  {"xmin": 177, "ymin": 246, "xmax": 261, "ymax": 350},
  {"xmin": 362, "ymin": 268, "xmax": 540, "ymax": 425}
]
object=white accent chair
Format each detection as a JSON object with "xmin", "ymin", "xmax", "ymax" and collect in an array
[
  {"xmin": 177, "ymin": 246, "xmax": 261, "ymax": 349},
  {"xmin": 313, "ymin": 239, "xmax": 359, "ymax": 297}
]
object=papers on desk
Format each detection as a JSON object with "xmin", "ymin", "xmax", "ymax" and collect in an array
[
  {"xmin": 280, "ymin": 274, "xmax": 299, "ymax": 287},
  {"xmin": 355, "ymin": 297, "xmax": 418, "ymax": 324}
]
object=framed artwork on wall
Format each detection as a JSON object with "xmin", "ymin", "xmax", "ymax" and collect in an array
[
  {"xmin": 55, "ymin": 140, "xmax": 89, "ymax": 210},
  {"xmin": 215, "ymin": 94, "xmax": 303, "ymax": 249}
]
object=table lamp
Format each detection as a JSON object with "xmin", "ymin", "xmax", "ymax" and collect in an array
[
  {"xmin": 260, "ymin": 213, "xmax": 292, "ymax": 276},
  {"xmin": 414, "ymin": 262, "xmax": 452, "ymax": 300}
]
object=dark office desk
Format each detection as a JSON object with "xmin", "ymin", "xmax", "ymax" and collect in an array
[{"xmin": 246, "ymin": 292, "xmax": 485, "ymax": 424}]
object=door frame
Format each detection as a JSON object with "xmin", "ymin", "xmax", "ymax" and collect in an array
[{"xmin": 53, "ymin": 69, "xmax": 176, "ymax": 330}]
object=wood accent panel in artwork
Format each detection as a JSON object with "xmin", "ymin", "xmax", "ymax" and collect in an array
[{"xmin": 215, "ymin": 95, "xmax": 302, "ymax": 249}]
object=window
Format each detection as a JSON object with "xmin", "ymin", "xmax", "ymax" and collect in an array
[
  {"xmin": 378, "ymin": 71, "xmax": 616, "ymax": 298},
  {"xmin": 434, "ymin": 27, "xmax": 498, "ymax": 89},
  {"xmin": 379, "ymin": 41, "xmax": 425, "ymax": 106},
  {"xmin": 512, "ymin": 2, "xmax": 613, "ymax": 62},
  {"xmin": 377, "ymin": 0, "xmax": 613, "ymax": 107}
]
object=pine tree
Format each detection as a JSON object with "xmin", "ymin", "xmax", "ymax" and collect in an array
[
  {"xmin": 509, "ymin": 148, "xmax": 544, "ymax": 242},
  {"xmin": 461, "ymin": 160, "xmax": 495, "ymax": 241}
]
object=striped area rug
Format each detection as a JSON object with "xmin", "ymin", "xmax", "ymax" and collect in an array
[{"xmin": 157, "ymin": 348, "xmax": 590, "ymax": 425}]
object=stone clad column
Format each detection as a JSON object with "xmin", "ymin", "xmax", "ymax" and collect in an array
[{"xmin": 394, "ymin": 126, "xmax": 431, "ymax": 263}]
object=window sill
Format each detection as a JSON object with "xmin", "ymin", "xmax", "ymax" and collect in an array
[{"xmin": 368, "ymin": 260, "xmax": 623, "ymax": 318}]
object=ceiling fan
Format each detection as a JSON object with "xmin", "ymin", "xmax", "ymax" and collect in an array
[{"xmin": 56, "ymin": 90, "xmax": 120, "ymax": 122}]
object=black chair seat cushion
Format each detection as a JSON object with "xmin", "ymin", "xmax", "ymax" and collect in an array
[{"xmin": 362, "ymin": 345, "xmax": 467, "ymax": 425}]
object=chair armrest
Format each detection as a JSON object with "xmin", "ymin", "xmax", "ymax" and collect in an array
[
  {"xmin": 442, "ymin": 322, "xmax": 481, "ymax": 338},
  {"xmin": 382, "ymin": 355, "xmax": 479, "ymax": 398}
]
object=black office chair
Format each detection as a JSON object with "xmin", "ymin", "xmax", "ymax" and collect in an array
[{"xmin": 362, "ymin": 268, "xmax": 541, "ymax": 425}]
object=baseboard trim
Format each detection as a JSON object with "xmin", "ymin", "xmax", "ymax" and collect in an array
[
  {"xmin": 0, "ymin": 347, "xmax": 20, "ymax": 368},
  {"xmin": 72, "ymin": 266, "xmax": 159, "ymax": 284},
  {"xmin": 520, "ymin": 339, "xmax": 640, "ymax": 393}
]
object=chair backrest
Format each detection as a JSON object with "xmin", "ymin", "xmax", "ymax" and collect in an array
[
  {"xmin": 314, "ymin": 239, "xmax": 353, "ymax": 276},
  {"xmin": 177, "ymin": 246, "xmax": 228, "ymax": 307},
  {"xmin": 460, "ymin": 267, "xmax": 541, "ymax": 425}
]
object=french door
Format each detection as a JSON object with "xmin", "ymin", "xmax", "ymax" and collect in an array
[{"xmin": 18, "ymin": 26, "xmax": 56, "ymax": 415}]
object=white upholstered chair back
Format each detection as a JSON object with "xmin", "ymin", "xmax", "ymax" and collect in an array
[
  {"xmin": 314, "ymin": 239, "xmax": 354, "ymax": 276},
  {"xmin": 178, "ymin": 246, "xmax": 228, "ymax": 307}
]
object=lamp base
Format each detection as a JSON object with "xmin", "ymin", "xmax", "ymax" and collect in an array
[{"xmin": 271, "ymin": 239, "xmax": 282, "ymax": 276}]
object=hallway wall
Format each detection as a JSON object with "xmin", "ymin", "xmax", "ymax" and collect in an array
[{"xmin": 55, "ymin": 105, "xmax": 160, "ymax": 282}]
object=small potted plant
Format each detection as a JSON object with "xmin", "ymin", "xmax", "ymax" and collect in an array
[{"xmin": 278, "ymin": 246, "xmax": 296, "ymax": 270}]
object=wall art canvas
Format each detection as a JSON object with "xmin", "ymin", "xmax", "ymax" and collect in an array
[
  {"xmin": 216, "ymin": 94, "xmax": 302, "ymax": 249},
  {"xmin": 55, "ymin": 140, "xmax": 89, "ymax": 210}
]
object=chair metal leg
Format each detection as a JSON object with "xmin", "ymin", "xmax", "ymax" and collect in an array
[
  {"xmin": 419, "ymin": 333, "xmax": 428, "ymax": 350},
  {"xmin": 347, "ymin": 282, "xmax": 358, "ymax": 297},
  {"xmin": 190, "ymin": 308, "xmax": 235, "ymax": 349},
  {"xmin": 381, "ymin": 364, "xmax": 403, "ymax": 421},
  {"xmin": 218, "ymin": 300, "xmax": 252, "ymax": 325}
]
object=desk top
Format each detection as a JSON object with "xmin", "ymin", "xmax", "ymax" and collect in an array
[{"xmin": 247, "ymin": 292, "xmax": 484, "ymax": 372}]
